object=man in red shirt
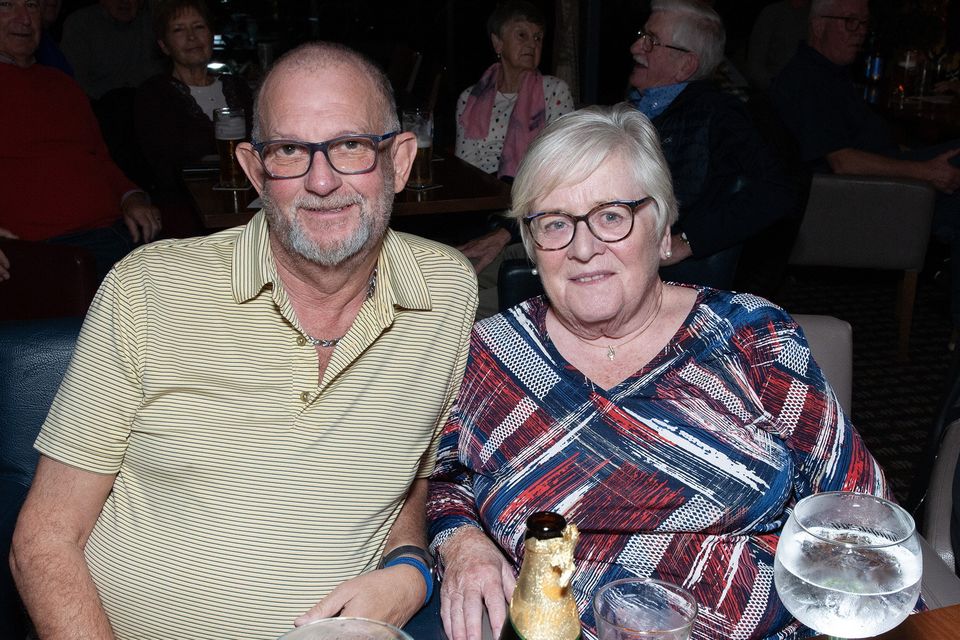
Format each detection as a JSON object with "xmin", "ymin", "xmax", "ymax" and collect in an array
[{"xmin": 0, "ymin": 0, "xmax": 161, "ymax": 281}]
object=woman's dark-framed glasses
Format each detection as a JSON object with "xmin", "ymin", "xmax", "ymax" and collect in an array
[
  {"xmin": 251, "ymin": 131, "xmax": 398, "ymax": 179},
  {"xmin": 819, "ymin": 15, "xmax": 869, "ymax": 32},
  {"xmin": 635, "ymin": 30, "xmax": 691, "ymax": 53},
  {"xmin": 523, "ymin": 198, "xmax": 654, "ymax": 251}
]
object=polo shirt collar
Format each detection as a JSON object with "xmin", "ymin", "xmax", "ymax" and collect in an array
[{"xmin": 230, "ymin": 211, "xmax": 432, "ymax": 313}]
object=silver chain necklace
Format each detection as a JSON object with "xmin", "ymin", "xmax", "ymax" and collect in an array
[{"xmin": 305, "ymin": 268, "xmax": 378, "ymax": 348}]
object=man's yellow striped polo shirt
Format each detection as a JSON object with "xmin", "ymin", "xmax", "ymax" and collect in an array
[{"xmin": 35, "ymin": 213, "xmax": 479, "ymax": 639}]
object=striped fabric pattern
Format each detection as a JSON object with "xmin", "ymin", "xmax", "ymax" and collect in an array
[
  {"xmin": 35, "ymin": 213, "xmax": 478, "ymax": 639},
  {"xmin": 428, "ymin": 289, "xmax": 889, "ymax": 640}
]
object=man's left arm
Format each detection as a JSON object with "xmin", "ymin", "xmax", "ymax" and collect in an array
[
  {"xmin": 294, "ymin": 479, "xmax": 430, "ymax": 629},
  {"xmin": 675, "ymin": 100, "xmax": 800, "ymax": 258}
]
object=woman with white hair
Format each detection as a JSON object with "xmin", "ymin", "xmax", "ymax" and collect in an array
[{"xmin": 427, "ymin": 104, "xmax": 889, "ymax": 640}]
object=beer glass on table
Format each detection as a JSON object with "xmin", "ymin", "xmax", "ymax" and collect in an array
[
  {"xmin": 401, "ymin": 108, "xmax": 433, "ymax": 189},
  {"xmin": 214, "ymin": 107, "xmax": 247, "ymax": 188},
  {"xmin": 773, "ymin": 491, "xmax": 922, "ymax": 639},
  {"xmin": 593, "ymin": 578, "xmax": 697, "ymax": 640},
  {"xmin": 277, "ymin": 617, "xmax": 412, "ymax": 639}
]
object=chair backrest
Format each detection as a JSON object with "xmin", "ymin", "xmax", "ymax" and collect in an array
[
  {"xmin": 789, "ymin": 173, "xmax": 935, "ymax": 271},
  {"xmin": 0, "ymin": 316, "xmax": 82, "ymax": 637},
  {"xmin": 497, "ymin": 258, "xmax": 544, "ymax": 312},
  {"xmin": 792, "ymin": 314, "xmax": 853, "ymax": 417},
  {"xmin": 0, "ymin": 240, "xmax": 97, "ymax": 321}
]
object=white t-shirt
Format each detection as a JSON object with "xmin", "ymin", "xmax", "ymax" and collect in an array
[
  {"xmin": 189, "ymin": 78, "xmax": 228, "ymax": 120},
  {"xmin": 455, "ymin": 74, "xmax": 574, "ymax": 174}
]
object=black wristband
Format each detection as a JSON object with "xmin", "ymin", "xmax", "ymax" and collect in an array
[{"xmin": 378, "ymin": 545, "xmax": 434, "ymax": 571}]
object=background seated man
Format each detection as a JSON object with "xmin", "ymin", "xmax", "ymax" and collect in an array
[
  {"xmin": 630, "ymin": 0, "xmax": 799, "ymax": 290},
  {"xmin": 1, "ymin": 0, "xmax": 160, "ymax": 282},
  {"xmin": 770, "ymin": 0, "xmax": 960, "ymax": 339},
  {"xmin": 60, "ymin": 0, "xmax": 163, "ymax": 184},
  {"xmin": 10, "ymin": 41, "xmax": 478, "ymax": 640}
]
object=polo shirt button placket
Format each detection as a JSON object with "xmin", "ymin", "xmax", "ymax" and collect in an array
[
  {"xmin": 296, "ymin": 336, "xmax": 307, "ymax": 346},
  {"xmin": 299, "ymin": 391, "xmax": 310, "ymax": 403}
]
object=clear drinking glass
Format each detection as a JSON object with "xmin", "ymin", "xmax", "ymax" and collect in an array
[
  {"xmin": 213, "ymin": 107, "xmax": 247, "ymax": 188},
  {"xmin": 401, "ymin": 107, "xmax": 433, "ymax": 188},
  {"xmin": 277, "ymin": 617, "xmax": 413, "ymax": 640},
  {"xmin": 773, "ymin": 491, "xmax": 922, "ymax": 639},
  {"xmin": 593, "ymin": 578, "xmax": 698, "ymax": 640}
]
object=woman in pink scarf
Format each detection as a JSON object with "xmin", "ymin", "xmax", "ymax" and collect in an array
[{"xmin": 456, "ymin": 1, "xmax": 574, "ymax": 180}]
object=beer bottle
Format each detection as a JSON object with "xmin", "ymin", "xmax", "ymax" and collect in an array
[{"xmin": 499, "ymin": 512, "xmax": 581, "ymax": 640}]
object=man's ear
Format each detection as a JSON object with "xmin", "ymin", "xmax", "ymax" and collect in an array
[
  {"xmin": 676, "ymin": 52, "xmax": 700, "ymax": 82},
  {"xmin": 390, "ymin": 131, "xmax": 418, "ymax": 193},
  {"xmin": 236, "ymin": 142, "xmax": 267, "ymax": 194}
]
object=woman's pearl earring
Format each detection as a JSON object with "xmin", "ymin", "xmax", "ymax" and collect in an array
[
  {"xmin": 665, "ymin": 250, "xmax": 672, "ymax": 259},
  {"xmin": 531, "ymin": 267, "xmax": 538, "ymax": 275}
]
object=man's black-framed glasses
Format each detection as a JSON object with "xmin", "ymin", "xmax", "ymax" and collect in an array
[
  {"xmin": 523, "ymin": 198, "xmax": 655, "ymax": 251},
  {"xmin": 819, "ymin": 15, "xmax": 870, "ymax": 32},
  {"xmin": 635, "ymin": 30, "xmax": 691, "ymax": 54},
  {"xmin": 250, "ymin": 131, "xmax": 399, "ymax": 179}
]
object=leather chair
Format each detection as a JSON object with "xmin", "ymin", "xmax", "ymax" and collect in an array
[
  {"xmin": 788, "ymin": 174, "xmax": 936, "ymax": 362},
  {"xmin": 0, "ymin": 239, "xmax": 97, "ymax": 321},
  {"xmin": 0, "ymin": 317, "xmax": 83, "ymax": 638}
]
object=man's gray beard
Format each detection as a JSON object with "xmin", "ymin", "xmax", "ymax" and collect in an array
[{"xmin": 261, "ymin": 176, "xmax": 393, "ymax": 267}]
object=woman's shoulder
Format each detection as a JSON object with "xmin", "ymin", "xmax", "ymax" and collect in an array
[{"xmin": 695, "ymin": 287, "xmax": 796, "ymax": 330}]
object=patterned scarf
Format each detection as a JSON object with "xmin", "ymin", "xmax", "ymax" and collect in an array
[{"xmin": 459, "ymin": 62, "xmax": 546, "ymax": 178}]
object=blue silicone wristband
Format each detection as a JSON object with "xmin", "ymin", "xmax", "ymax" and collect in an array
[{"xmin": 385, "ymin": 556, "xmax": 433, "ymax": 605}]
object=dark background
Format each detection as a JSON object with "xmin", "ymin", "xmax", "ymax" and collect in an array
[{"xmin": 53, "ymin": 1, "xmax": 953, "ymax": 148}]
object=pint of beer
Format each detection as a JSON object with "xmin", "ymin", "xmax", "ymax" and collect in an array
[
  {"xmin": 214, "ymin": 107, "xmax": 247, "ymax": 188},
  {"xmin": 401, "ymin": 108, "xmax": 433, "ymax": 188}
]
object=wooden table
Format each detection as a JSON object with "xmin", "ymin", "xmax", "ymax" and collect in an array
[
  {"xmin": 874, "ymin": 93, "xmax": 960, "ymax": 147},
  {"xmin": 182, "ymin": 154, "xmax": 511, "ymax": 231},
  {"xmin": 811, "ymin": 603, "xmax": 960, "ymax": 640}
]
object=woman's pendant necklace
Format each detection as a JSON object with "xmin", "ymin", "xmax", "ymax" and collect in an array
[{"xmin": 576, "ymin": 285, "xmax": 664, "ymax": 360}]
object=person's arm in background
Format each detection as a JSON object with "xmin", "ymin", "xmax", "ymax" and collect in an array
[
  {"xmin": 0, "ymin": 227, "xmax": 16, "ymax": 280},
  {"xmin": 10, "ymin": 457, "xmax": 118, "ymax": 640},
  {"xmin": 827, "ymin": 147, "xmax": 960, "ymax": 194},
  {"xmin": 75, "ymin": 88, "xmax": 161, "ymax": 243}
]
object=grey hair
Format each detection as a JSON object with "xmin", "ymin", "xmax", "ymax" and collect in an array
[
  {"xmin": 810, "ymin": 0, "xmax": 840, "ymax": 17},
  {"xmin": 251, "ymin": 41, "xmax": 399, "ymax": 141},
  {"xmin": 651, "ymin": 0, "xmax": 726, "ymax": 79},
  {"xmin": 508, "ymin": 103, "xmax": 678, "ymax": 261}
]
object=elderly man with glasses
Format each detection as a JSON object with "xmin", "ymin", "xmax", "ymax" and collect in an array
[
  {"xmin": 629, "ymin": 0, "xmax": 798, "ymax": 291},
  {"xmin": 771, "ymin": 0, "xmax": 960, "ymax": 342},
  {"xmin": 11, "ymin": 41, "xmax": 478, "ymax": 640}
]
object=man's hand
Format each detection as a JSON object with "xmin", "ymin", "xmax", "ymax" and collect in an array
[
  {"xmin": 121, "ymin": 193, "xmax": 162, "ymax": 243},
  {"xmin": 438, "ymin": 526, "xmax": 516, "ymax": 640},
  {"xmin": 294, "ymin": 564, "xmax": 426, "ymax": 629},
  {"xmin": 921, "ymin": 148, "xmax": 960, "ymax": 194},
  {"xmin": 457, "ymin": 228, "xmax": 512, "ymax": 274},
  {"xmin": 0, "ymin": 227, "xmax": 16, "ymax": 280}
]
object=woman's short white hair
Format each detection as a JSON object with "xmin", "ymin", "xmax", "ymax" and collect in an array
[
  {"xmin": 509, "ymin": 103, "xmax": 678, "ymax": 261},
  {"xmin": 652, "ymin": 0, "xmax": 726, "ymax": 79}
]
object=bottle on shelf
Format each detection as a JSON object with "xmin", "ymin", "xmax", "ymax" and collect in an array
[
  {"xmin": 863, "ymin": 31, "xmax": 884, "ymax": 104},
  {"xmin": 499, "ymin": 512, "xmax": 581, "ymax": 640}
]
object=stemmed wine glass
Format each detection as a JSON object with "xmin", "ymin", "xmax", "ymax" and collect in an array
[{"xmin": 773, "ymin": 491, "xmax": 922, "ymax": 639}]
